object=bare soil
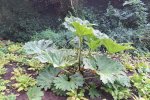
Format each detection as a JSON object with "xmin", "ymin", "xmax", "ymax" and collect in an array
[
  {"xmin": 2, "ymin": 62, "xmax": 113, "ymax": 100},
  {"xmin": 2, "ymin": 63, "xmax": 66, "ymax": 100}
]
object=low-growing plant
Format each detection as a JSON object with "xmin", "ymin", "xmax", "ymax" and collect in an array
[
  {"xmin": 11, "ymin": 68, "xmax": 36, "ymax": 92},
  {"xmin": 51, "ymin": 86, "xmax": 67, "ymax": 96},
  {"xmin": 0, "ymin": 78, "xmax": 9, "ymax": 92},
  {"xmin": 5, "ymin": 53, "xmax": 27, "ymax": 63},
  {"xmin": 0, "ymin": 57, "xmax": 9, "ymax": 67},
  {"xmin": 136, "ymin": 62, "xmax": 150, "ymax": 74},
  {"xmin": 121, "ymin": 53, "xmax": 150, "ymax": 73},
  {"xmin": 88, "ymin": 84, "xmax": 100, "ymax": 99},
  {"xmin": 67, "ymin": 89, "xmax": 88, "ymax": 100},
  {"xmin": 132, "ymin": 94, "xmax": 149, "ymax": 100},
  {"xmin": 24, "ymin": 16, "xmax": 133, "ymax": 99},
  {"xmin": 5, "ymin": 54, "xmax": 19, "ymax": 62},
  {"xmin": 102, "ymin": 83, "xmax": 131, "ymax": 100},
  {"xmin": 7, "ymin": 44, "xmax": 22, "ymax": 53},
  {"xmin": 27, "ymin": 86, "xmax": 44, "ymax": 100},
  {"xmin": 0, "ymin": 52, "xmax": 8, "ymax": 76},
  {"xmin": 130, "ymin": 73, "xmax": 150, "ymax": 98},
  {"xmin": 0, "ymin": 66, "xmax": 7, "ymax": 75},
  {"xmin": 27, "ymin": 58, "xmax": 45, "ymax": 71},
  {"xmin": 0, "ymin": 94, "xmax": 16, "ymax": 100}
]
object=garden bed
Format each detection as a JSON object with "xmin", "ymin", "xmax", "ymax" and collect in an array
[{"xmin": 0, "ymin": 40, "xmax": 150, "ymax": 100}]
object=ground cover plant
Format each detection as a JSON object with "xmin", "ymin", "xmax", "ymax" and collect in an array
[{"xmin": 0, "ymin": 15, "xmax": 150, "ymax": 100}]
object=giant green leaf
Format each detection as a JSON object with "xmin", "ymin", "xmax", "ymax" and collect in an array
[
  {"xmin": 63, "ymin": 16, "xmax": 94, "ymax": 37},
  {"xmin": 100, "ymin": 39, "xmax": 134, "ymax": 53},
  {"xmin": 86, "ymin": 30, "xmax": 108, "ymax": 51},
  {"xmin": 72, "ymin": 22, "xmax": 94, "ymax": 37},
  {"xmin": 36, "ymin": 49, "xmax": 78, "ymax": 68},
  {"xmin": 86, "ymin": 30, "xmax": 133, "ymax": 52},
  {"xmin": 36, "ymin": 66, "xmax": 60, "ymax": 90},
  {"xmin": 24, "ymin": 40, "xmax": 77, "ymax": 68},
  {"xmin": 63, "ymin": 16, "xmax": 93, "ymax": 32},
  {"xmin": 53, "ymin": 73, "xmax": 84, "ymax": 91},
  {"xmin": 24, "ymin": 40, "xmax": 54, "ymax": 54},
  {"xmin": 86, "ymin": 38, "xmax": 101, "ymax": 51},
  {"xmin": 83, "ymin": 55, "xmax": 130, "ymax": 86}
]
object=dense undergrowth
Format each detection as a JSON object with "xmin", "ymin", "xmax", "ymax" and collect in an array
[{"xmin": 79, "ymin": 0, "xmax": 150, "ymax": 53}]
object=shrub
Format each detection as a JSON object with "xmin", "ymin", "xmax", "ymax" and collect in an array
[
  {"xmin": 79, "ymin": 0, "xmax": 150, "ymax": 52},
  {"xmin": 32, "ymin": 29, "xmax": 75, "ymax": 48},
  {"xmin": 0, "ymin": 0, "xmax": 63, "ymax": 42}
]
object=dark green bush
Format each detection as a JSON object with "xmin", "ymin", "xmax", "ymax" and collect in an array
[
  {"xmin": 31, "ymin": 29, "xmax": 75, "ymax": 48},
  {"xmin": 0, "ymin": 0, "xmax": 63, "ymax": 42},
  {"xmin": 79, "ymin": 0, "xmax": 150, "ymax": 52}
]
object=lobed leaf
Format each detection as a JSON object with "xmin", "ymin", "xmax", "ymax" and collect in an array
[
  {"xmin": 27, "ymin": 86, "xmax": 44, "ymax": 100},
  {"xmin": 24, "ymin": 40, "xmax": 54, "ymax": 55},
  {"xmin": 36, "ymin": 66, "xmax": 60, "ymax": 90},
  {"xmin": 53, "ymin": 73, "xmax": 84, "ymax": 91},
  {"xmin": 83, "ymin": 55, "xmax": 130, "ymax": 86},
  {"xmin": 36, "ymin": 49, "xmax": 78, "ymax": 68}
]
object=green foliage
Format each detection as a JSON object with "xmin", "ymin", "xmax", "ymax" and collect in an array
[
  {"xmin": 83, "ymin": 55, "xmax": 130, "ymax": 86},
  {"xmin": 5, "ymin": 53, "xmax": 25, "ymax": 63},
  {"xmin": 27, "ymin": 86, "xmax": 44, "ymax": 100},
  {"xmin": 99, "ymin": 0, "xmax": 148, "ymax": 29},
  {"xmin": 67, "ymin": 90, "xmax": 88, "ymax": 100},
  {"xmin": 0, "ymin": 66, "xmax": 6, "ymax": 75},
  {"xmin": 0, "ymin": 0, "xmax": 42, "ymax": 42},
  {"xmin": 0, "ymin": 56, "xmax": 9, "ymax": 68},
  {"xmin": 88, "ymin": 85, "xmax": 100, "ymax": 99},
  {"xmin": 78, "ymin": 7, "xmax": 99, "ymax": 24},
  {"xmin": 7, "ymin": 44, "xmax": 22, "ymax": 53},
  {"xmin": 0, "ymin": 94, "xmax": 16, "ymax": 100},
  {"xmin": 123, "ymin": 0, "xmax": 148, "ymax": 27},
  {"xmin": 12, "ymin": 74, "xmax": 36, "ymax": 92},
  {"xmin": 120, "ymin": 53, "xmax": 150, "ymax": 72},
  {"xmin": 24, "ymin": 40, "xmax": 54, "ymax": 55},
  {"xmin": 24, "ymin": 40, "xmax": 78, "ymax": 68},
  {"xmin": 0, "ymin": 78, "xmax": 9, "ymax": 92},
  {"xmin": 63, "ymin": 16, "xmax": 93, "ymax": 33},
  {"xmin": 79, "ymin": 0, "xmax": 150, "ymax": 52},
  {"xmin": 37, "ymin": 66, "xmax": 60, "ymax": 90},
  {"xmin": 51, "ymin": 86, "xmax": 67, "ymax": 96},
  {"xmin": 132, "ymin": 94, "xmax": 149, "ymax": 100},
  {"xmin": 24, "ymin": 17, "xmax": 135, "ymax": 99},
  {"xmin": 27, "ymin": 58, "xmax": 45, "ymax": 71},
  {"xmin": 11, "ymin": 68, "xmax": 36, "ymax": 91},
  {"xmin": 0, "ymin": 0, "xmax": 64, "ymax": 42},
  {"xmin": 0, "ymin": 0, "xmax": 149, "ymax": 98},
  {"xmin": 98, "ymin": 39, "xmax": 134, "ymax": 53},
  {"xmin": 102, "ymin": 83, "xmax": 131, "ymax": 100},
  {"xmin": 64, "ymin": 16, "xmax": 133, "ymax": 53},
  {"xmin": 32, "ymin": 29, "xmax": 75, "ymax": 48},
  {"xmin": 36, "ymin": 49, "xmax": 77, "ymax": 68},
  {"xmin": 31, "ymin": 29, "xmax": 56, "ymax": 41},
  {"xmin": 137, "ymin": 61, "xmax": 150, "ymax": 74},
  {"xmin": 130, "ymin": 73, "xmax": 150, "ymax": 98},
  {"xmin": 53, "ymin": 73, "xmax": 84, "ymax": 91}
]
